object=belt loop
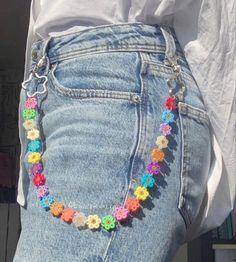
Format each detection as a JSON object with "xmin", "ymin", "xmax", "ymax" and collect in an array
[
  {"xmin": 34, "ymin": 36, "xmax": 52, "ymax": 76},
  {"xmin": 160, "ymin": 25, "xmax": 177, "ymax": 66}
]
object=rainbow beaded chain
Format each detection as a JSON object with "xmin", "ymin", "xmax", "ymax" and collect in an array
[{"xmin": 22, "ymin": 88, "xmax": 178, "ymax": 231}]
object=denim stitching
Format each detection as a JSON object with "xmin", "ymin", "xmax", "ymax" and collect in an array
[
  {"xmin": 177, "ymin": 109, "xmax": 191, "ymax": 229},
  {"xmin": 48, "ymin": 63, "xmax": 142, "ymax": 102},
  {"xmin": 102, "ymin": 52, "xmax": 145, "ymax": 262}
]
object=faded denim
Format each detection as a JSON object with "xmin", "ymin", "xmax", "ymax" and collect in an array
[{"xmin": 14, "ymin": 23, "xmax": 211, "ymax": 262}]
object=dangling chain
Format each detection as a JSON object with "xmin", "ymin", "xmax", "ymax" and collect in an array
[
  {"xmin": 21, "ymin": 50, "xmax": 185, "ymax": 231},
  {"xmin": 166, "ymin": 59, "xmax": 186, "ymax": 103}
]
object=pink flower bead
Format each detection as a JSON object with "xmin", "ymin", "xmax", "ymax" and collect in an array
[
  {"xmin": 159, "ymin": 122, "xmax": 172, "ymax": 136},
  {"xmin": 25, "ymin": 97, "xmax": 38, "ymax": 109},
  {"xmin": 113, "ymin": 206, "xmax": 129, "ymax": 221},
  {"xmin": 36, "ymin": 185, "xmax": 49, "ymax": 198}
]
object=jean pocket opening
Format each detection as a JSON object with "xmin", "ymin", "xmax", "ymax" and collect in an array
[
  {"xmin": 177, "ymin": 101, "xmax": 212, "ymax": 230},
  {"xmin": 47, "ymin": 51, "xmax": 144, "ymax": 101}
]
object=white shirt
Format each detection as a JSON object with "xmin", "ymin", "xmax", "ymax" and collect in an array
[{"xmin": 18, "ymin": 0, "xmax": 236, "ymax": 242}]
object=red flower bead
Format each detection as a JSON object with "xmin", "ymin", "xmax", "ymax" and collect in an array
[
  {"xmin": 124, "ymin": 197, "xmax": 140, "ymax": 213},
  {"xmin": 165, "ymin": 96, "xmax": 177, "ymax": 110},
  {"xmin": 61, "ymin": 208, "xmax": 76, "ymax": 223},
  {"xmin": 33, "ymin": 173, "xmax": 46, "ymax": 186}
]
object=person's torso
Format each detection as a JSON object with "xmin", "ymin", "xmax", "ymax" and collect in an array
[{"xmin": 33, "ymin": 0, "xmax": 176, "ymax": 39}]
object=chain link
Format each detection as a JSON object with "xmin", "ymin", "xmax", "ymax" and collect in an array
[{"xmin": 165, "ymin": 58, "xmax": 186, "ymax": 103}]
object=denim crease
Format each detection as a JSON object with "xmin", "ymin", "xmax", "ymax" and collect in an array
[{"xmin": 14, "ymin": 22, "xmax": 212, "ymax": 262}]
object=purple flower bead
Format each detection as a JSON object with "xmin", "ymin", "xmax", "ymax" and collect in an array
[
  {"xmin": 30, "ymin": 162, "xmax": 43, "ymax": 175},
  {"xmin": 146, "ymin": 162, "xmax": 161, "ymax": 175},
  {"xmin": 159, "ymin": 122, "xmax": 172, "ymax": 136},
  {"xmin": 36, "ymin": 185, "xmax": 49, "ymax": 198}
]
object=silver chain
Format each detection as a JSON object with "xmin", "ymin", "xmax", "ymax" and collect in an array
[{"xmin": 166, "ymin": 58, "xmax": 186, "ymax": 102}]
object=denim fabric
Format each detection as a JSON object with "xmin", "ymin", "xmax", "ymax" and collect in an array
[{"xmin": 14, "ymin": 23, "xmax": 211, "ymax": 262}]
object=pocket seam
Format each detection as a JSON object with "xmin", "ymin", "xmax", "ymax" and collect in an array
[
  {"xmin": 143, "ymin": 60, "xmax": 196, "ymax": 84},
  {"xmin": 48, "ymin": 61, "xmax": 142, "ymax": 102},
  {"xmin": 178, "ymin": 107, "xmax": 191, "ymax": 229},
  {"xmin": 178, "ymin": 102, "xmax": 210, "ymax": 125},
  {"xmin": 177, "ymin": 101, "xmax": 211, "ymax": 230}
]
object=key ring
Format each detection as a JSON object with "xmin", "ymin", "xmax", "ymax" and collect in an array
[{"xmin": 21, "ymin": 55, "xmax": 48, "ymax": 97}]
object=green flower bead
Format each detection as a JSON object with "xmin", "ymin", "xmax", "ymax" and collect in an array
[
  {"xmin": 23, "ymin": 108, "xmax": 36, "ymax": 120},
  {"xmin": 101, "ymin": 214, "xmax": 116, "ymax": 231}
]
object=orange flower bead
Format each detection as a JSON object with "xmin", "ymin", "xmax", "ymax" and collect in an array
[
  {"xmin": 49, "ymin": 201, "xmax": 64, "ymax": 217},
  {"xmin": 125, "ymin": 197, "xmax": 140, "ymax": 213},
  {"xmin": 61, "ymin": 208, "xmax": 76, "ymax": 223},
  {"xmin": 151, "ymin": 148, "xmax": 165, "ymax": 162}
]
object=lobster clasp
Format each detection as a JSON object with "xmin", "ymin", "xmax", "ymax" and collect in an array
[{"xmin": 21, "ymin": 54, "xmax": 48, "ymax": 97}]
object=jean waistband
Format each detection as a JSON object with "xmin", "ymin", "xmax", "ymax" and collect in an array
[
  {"xmin": 23, "ymin": 22, "xmax": 188, "ymax": 104},
  {"xmin": 29, "ymin": 22, "xmax": 184, "ymax": 68}
]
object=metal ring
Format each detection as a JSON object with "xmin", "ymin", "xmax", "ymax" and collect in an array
[{"xmin": 22, "ymin": 72, "xmax": 48, "ymax": 97}]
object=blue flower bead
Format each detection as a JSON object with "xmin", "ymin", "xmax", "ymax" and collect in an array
[
  {"xmin": 162, "ymin": 110, "xmax": 175, "ymax": 123},
  {"xmin": 28, "ymin": 139, "xmax": 42, "ymax": 152},
  {"xmin": 140, "ymin": 173, "xmax": 155, "ymax": 188},
  {"xmin": 40, "ymin": 194, "xmax": 54, "ymax": 209}
]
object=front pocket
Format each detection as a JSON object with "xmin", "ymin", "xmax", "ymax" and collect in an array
[
  {"xmin": 48, "ymin": 51, "xmax": 143, "ymax": 101},
  {"xmin": 177, "ymin": 102, "xmax": 212, "ymax": 229}
]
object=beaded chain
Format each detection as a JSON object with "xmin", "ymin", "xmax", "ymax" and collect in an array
[
  {"xmin": 21, "ymin": 39, "xmax": 185, "ymax": 231},
  {"xmin": 22, "ymin": 89, "xmax": 178, "ymax": 231}
]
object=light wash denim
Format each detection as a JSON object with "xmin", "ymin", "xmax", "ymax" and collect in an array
[{"xmin": 14, "ymin": 23, "xmax": 211, "ymax": 262}]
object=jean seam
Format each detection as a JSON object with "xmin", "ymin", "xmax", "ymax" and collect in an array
[
  {"xmin": 177, "ymin": 109, "xmax": 191, "ymax": 230},
  {"xmin": 49, "ymin": 46, "xmax": 185, "ymax": 65},
  {"xmin": 102, "ymin": 53, "xmax": 144, "ymax": 262}
]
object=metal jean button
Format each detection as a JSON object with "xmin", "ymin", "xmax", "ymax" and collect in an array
[{"xmin": 131, "ymin": 94, "xmax": 141, "ymax": 103}]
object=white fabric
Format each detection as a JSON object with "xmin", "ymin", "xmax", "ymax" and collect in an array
[{"xmin": 18, "ymin": 0, "xmax": 236, "ymax": 241}]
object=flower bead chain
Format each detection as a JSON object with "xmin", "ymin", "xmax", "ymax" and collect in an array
[{"xmin": 22, "ymin": 93, "xmax": 178, "ymax": 231}]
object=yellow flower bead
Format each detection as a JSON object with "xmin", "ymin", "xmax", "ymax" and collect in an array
[
  {"xmin": 28, "ymin": 152, "xmax": 41, "ymax": 164},
  {"xmin": 86, "ymin": 214, "xmax": 101, "ymax": 229},
  {"xmin": 27, "ymin": 128, "xmax": 40, "ymax": 140},
  {"xmin": 134, "ymin": 186, "xmax": 149, "ymax": 201},
  {"xmin": 23, "ymin": 119, "xmax": 36, "ymax": 130},
  {"xmin": 155, "ymin": 135, "xmax": 169, "ymax": 149}
]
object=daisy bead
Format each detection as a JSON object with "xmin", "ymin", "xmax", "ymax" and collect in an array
[
  {"xmin": 146, "ymin": 161, "xmax": 161, "ymax": 175},
  {"xmin": 86, "ymin": 214, "xmax": 101, "ymax": 229},
  {"xmin": 27, "ymin": 129, "xmax": 40, "ymax": 140},
  {"xmin": 28, "ymin": 152, "xmax": 41, "ymax": 164},
  {"xmin": 36, "ymin": 185, "xmax": 49, "ymax": 198},
  {"xmin": 112, "ymin": 206, "xmax": 129, "ymax": 221},
  {"xmin": 134, "ymin": 186, "xmax": 149, "ymax": 201},
  {"xmin": 140, "ymin": 173, "xmax": 155, "ymax": 188},
  {"xmin": 61, "ymin": 208, "xmax": 76, "ymax": 223},
  {"xmin": 159, "ymin": 122, "xmax": 172, "ymax": 136},
  {"xmin": 40, "ymin": 194, "xmax": 54, "ymax": 209},
  {"xmin": 72, "ymin": 212, "xmax": 87, "ymax": 228},
  {"xmin": 49, "ymin": 201, "xmax": 64, "ymax": 217},
  {"xmin": 151, "ymin": 148, "xmax": 165, "ymax": 162},
  {"xmin": 101, "ymin": 214, "xmax": 116, "ymax": 231},
  {"xmin": 162, "ymin": 110, "xmax": 175, "ymax": 123},
  {"xmin": 155, "ymin": 135, "xmax": 169, "ymax": 149},
  {"xmin": 25, "ymin": 96, "xmax": 38, "ymax": 108},
  {"xmin": 125, "ymin": 197, "xmax": 140, "ymax": 213}
]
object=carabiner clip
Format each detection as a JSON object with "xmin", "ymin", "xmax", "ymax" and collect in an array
[
  {"xmin": 22, "ymin": 72, "xmax": 48, "ymax": 97},
  {"xmin": 21, "ymin": 54, "xmax": 48, "ymax": 97}
]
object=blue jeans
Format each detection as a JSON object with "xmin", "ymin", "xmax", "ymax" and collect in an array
[{"xmin": 14, "ymin": 23, "xmax": 211, "ymax": 262}]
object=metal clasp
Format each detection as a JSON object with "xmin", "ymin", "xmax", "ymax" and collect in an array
[
  {"xmin": 166, "ymin": 59, "xmax": 186, "ymax": 102},
  {"xmin": 22, "ymin": 55, "xmax": 48, "ymax": 97}
]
